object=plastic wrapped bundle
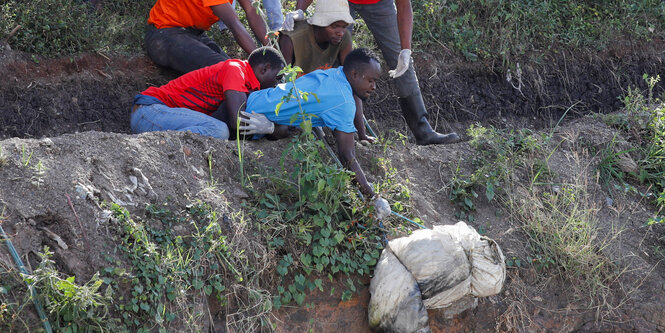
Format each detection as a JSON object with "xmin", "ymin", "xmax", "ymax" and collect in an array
[
  {"xmin": 368, "ymin": 248, "xmax": 430, "ymax": 333},
  {"xmin": 368, "ymin": 222, "xmax": 506, "ymax": 331}
]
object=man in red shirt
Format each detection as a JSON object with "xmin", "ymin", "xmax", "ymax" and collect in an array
[
  {"xmin": 289, "ymin": 0, "xmax": 460, "ymax": 146},
  {"xmin": 145, "ymin": 0, "xmax": 269, "ymax": 74},
  {"xmin": 130, "ymin": 47, "xmax": 285, "ymax": 139}
]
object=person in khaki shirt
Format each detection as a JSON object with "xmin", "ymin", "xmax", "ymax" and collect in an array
[
  {"xmin": 279, "ymin": 0, "xmax": 375, "ymax": 143},
  {"xmin": 289, "ymin": 0, "xmax": 460, "ymax": 145}
]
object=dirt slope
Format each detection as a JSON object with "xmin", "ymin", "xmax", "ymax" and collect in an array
[{"xmin": 1, "ymin": 43, "xmax": 665, "ymax": 332}]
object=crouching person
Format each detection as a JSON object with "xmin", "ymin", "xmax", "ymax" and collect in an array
[
  {"xmin": 130, "ymin": 46, "xmax": 286, "ymax": 139},
  {"xmin": 239, "ymin": 48, "xmax": 390, "ymax": 214}
]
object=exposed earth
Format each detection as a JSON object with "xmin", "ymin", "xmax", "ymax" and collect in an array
[{"xmin": 1, "ymin": 38, "xmax": 665, "ymax": 332}]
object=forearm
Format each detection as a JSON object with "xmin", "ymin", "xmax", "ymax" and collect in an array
[
  {"xmin": 353, "ymin": 96, "xmax": 368, "ymax": 139},
  {"xmin": 395, "ymin": 0, "xmax": 413, "ymax": 50},
  {"xmin": 228, "ymin": 21, "xmax": 259, "ymax": 53},
  {"xmin": 336, "ymin": 131, "xmax": 374, "ymax": 197},
  {"xmin": 212, "ymin": 4, "xmax": 258, "ymax": 54},
  {"xmin": 267, "ymin": 124, "xmax": 290, "ymax": 139},
  {"xmin": 295, "ymin": 0, "xmax": 313, "ymax": 11},
  {"xmin": 347, "ymin": 157, "xmax": 374, "ymax": 197},
  {"xmin": 223, "ymin": 91, "xmax": 249, "ymax": 132},
  {"xmin": 241, "ymin": 0, "xmax": 269, "ymax": 45}
]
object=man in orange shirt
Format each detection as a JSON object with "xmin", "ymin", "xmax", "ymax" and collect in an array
[{"xmin": 145, "ymin": 0, "xmax": 268, "ymax": 74}]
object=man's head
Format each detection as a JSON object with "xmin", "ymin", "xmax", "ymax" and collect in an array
[
  {"xmin": 313, "ymin": 20, "xmax": 350, "ymax": 45},
  {"xmin": 308, "ymin": 0, "xmax": 354, "ymax": 45},
  {"xmin": 248, "ymin": 46, "xmax": 286, "ymax": 89},
  {"xmin": 343, "ymin": 48, "xmax": 381, "ymax": 101}
]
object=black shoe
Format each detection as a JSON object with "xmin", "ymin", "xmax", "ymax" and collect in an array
[
  {"xmin": 398, "ymin": 95, "xmax": 460, "ymax": 145},
  {"xmin": 415, "ymin": 131, "xmax": 460, "ymax": 145}
]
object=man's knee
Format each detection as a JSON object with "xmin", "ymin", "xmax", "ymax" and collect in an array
[{"xmin": 199, "ymin": 121, "xmax": 230, "ymax": 140}]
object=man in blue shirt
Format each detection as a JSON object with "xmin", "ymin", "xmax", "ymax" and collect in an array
[{"xmin": 239, "ymin": 48, "xmax": 390, "ymax": 217}]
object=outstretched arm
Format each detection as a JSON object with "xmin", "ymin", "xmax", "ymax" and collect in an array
[
  {"xmin": 211, "ymin": 3, "xmax": 258, "ymax": 54},
  {"xmin": 238, "ymin": 0, "xmax": 269, "ymax": 45},
  {"xmin": 335, "ymin": 130, "xmax": 374, "ymax": 197}
]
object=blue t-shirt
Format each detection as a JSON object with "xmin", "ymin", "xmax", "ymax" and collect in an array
[{"xmin": 246, "ymin": 67, "xmax": 357, "ymax": 133}]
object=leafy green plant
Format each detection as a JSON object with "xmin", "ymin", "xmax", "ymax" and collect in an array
[
  {"xmin": 25, "ymin": 247, "xmax": 111, "ymax": 332},
  {"xmin": 103, "ymin": 202, "xmax": 236, "ymax": 332},
  {"xmin": 0, "ymin": 0, "xmax": 153, "ymax": 57},
  {"xmin": 411, "ymin": 1, "xmax": 664, "ymax": 64},
  {"xmin": 246, "ymin": 65, "xmax": 406, "ymax": 309},
  {"xmin": 449, "ymin": 124, "xmax": 541, "ymax": 221},
  {"xmin": 253, "ymin": 131, "xmax": 384, "ymax": 308},
  {"xmin": 606, "ymin": 74, "xmax": 665, "ymax": 224}
]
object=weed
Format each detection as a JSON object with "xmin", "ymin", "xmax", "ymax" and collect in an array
[
  {"xmin": 596, "ymin": 135, "xmax": 636, "ymax": 190},
  {"xmin": 606, "ymin": 75, "xmax": 665, "ymax": 224},
  {"xmin": 30, "ymin": 160, "xmax": 47, "ymax": 188},
  {"xmin": 411, "ymin": 1, "xmax": 664, "ymax": 64},
  {"xmin": 24, "ymin": 247, "xmax": 111, "ymax": 332},
  {"xmin": 0, "ymin": 146, "xmax": 6, "ymax": 167},
  {"xmin": 103, "ymin": 202, "xmax": 237, "ymax": 332},
  {"xmin": 20, "ymin": 145, "xmax": 33, "ymax": 167},
  {"xmin": 508, "ymin": 179, "xmax": 620, "ymax": 309},
  {"xmin": 449, "ymin": 124, "xmax": 541, "ymax": 221}
]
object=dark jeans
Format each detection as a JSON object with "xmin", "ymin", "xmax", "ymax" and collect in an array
[
  {"xmin": 145, "ymin": 25, "xmax": 230, "ymax": 74},
  {"xmin": 349, "ymin": 0, "xmax": 420, "ymax": 98}
]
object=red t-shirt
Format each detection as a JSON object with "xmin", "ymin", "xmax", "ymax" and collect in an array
[
  {"xmin": 348, "ymin": 0, "xmax": 381, "ymax": 4},
  {"xmin": 148, "ymin": 0, "xmax": 232, "ymax": 30},
  {"xmin": 141, "ymin": 59, "xmax": 260, "ymax": 115}
]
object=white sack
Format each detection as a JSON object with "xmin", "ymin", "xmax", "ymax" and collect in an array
[
  {"xmin": 469, "ymin": 237, "xmax": 506, "ymax": 297},
  {"xmin": 388, "ymin": 228, "xmax": 471, "ymax": 300},
  {"xmin": 368, "ymin": 248, "xmax": 430, "ymax": 333}
]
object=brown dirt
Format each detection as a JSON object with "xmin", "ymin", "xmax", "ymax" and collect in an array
[{"xmin": 1, "ymin": 40, "xmax": 665, "ymax": 332}]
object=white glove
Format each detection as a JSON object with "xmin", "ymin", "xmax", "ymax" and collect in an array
[
  {"xmin": 238, "ymin": 111, "xmax": 275, "ymax": 135},
  {"xmin": 388, "ymin": 49, "xmax": 411, "ymax": 78},
  {"xmin": 282, "ymin": 9, "xmax": 305, "ymax": 31},
  {"xmin": 373, "ymin": 196, "xmax": 391, "ymax": 220}
]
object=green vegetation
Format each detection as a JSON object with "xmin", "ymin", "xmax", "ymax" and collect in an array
[
  {"xmin": 449, "ymin": 124, "xmax": 541, "ymax": 221},
  {"xmin": 449, "ymin": 121, "xmax": 621, "ymax": 311},
  {"xmin": 0, "ymin": 145, "xmax": 6, "ymax": 167},
  {"xmin": 102, "ymin": 202, "xmax": 238, "ymax": 332},
  {"xmin": 0, "ymin": 0, "xmax": 153, "ymax": 56},
  {"xmin": 2, "ymin": 0, "xmax": 663, "ymax": 64},
  {"xmin": 247, "ymin": 64, "xmax": 410, "ymax": 309},
  {"xmin": 601, "ymin": 75, "xmax": 665, "ymax": 224},
  {"xmin": 25, "ymin": 247, "xmax": 111, "ymax": 333},
  {"xmin": 413, "ymin": 0, "xmax": 665, "ymax": 63}
]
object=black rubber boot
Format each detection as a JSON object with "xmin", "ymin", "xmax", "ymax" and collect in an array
[{"xmin": 398, "ymin": 94, "xmax": 460, "ymax": 145}]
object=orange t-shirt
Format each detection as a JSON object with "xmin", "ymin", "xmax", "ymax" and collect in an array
[{"xmin": 148, "ymin": 0, "xmax": 233, "ymax": 30}]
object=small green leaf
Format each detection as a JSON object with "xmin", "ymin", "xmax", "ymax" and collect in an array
[{"xmin": 274, "ymin": 101, "xmax": 284, "ymax": 115}]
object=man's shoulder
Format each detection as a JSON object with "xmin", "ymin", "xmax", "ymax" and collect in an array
[
  {"xmin": 214, "ymin": 59, "xmax": 250, "ymax": 73},
  {"xmin": 281, "ymin": 20, "xmax": 311, "ymax": 37}
]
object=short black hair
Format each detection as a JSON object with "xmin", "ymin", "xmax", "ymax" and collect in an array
[
  {"xmin": 343, "ymin": 48, "xmax": 380, "ymax": 75},
  {"xmin": 248, "ymin": 46, "xmax": 286, "ymax": 69}
]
